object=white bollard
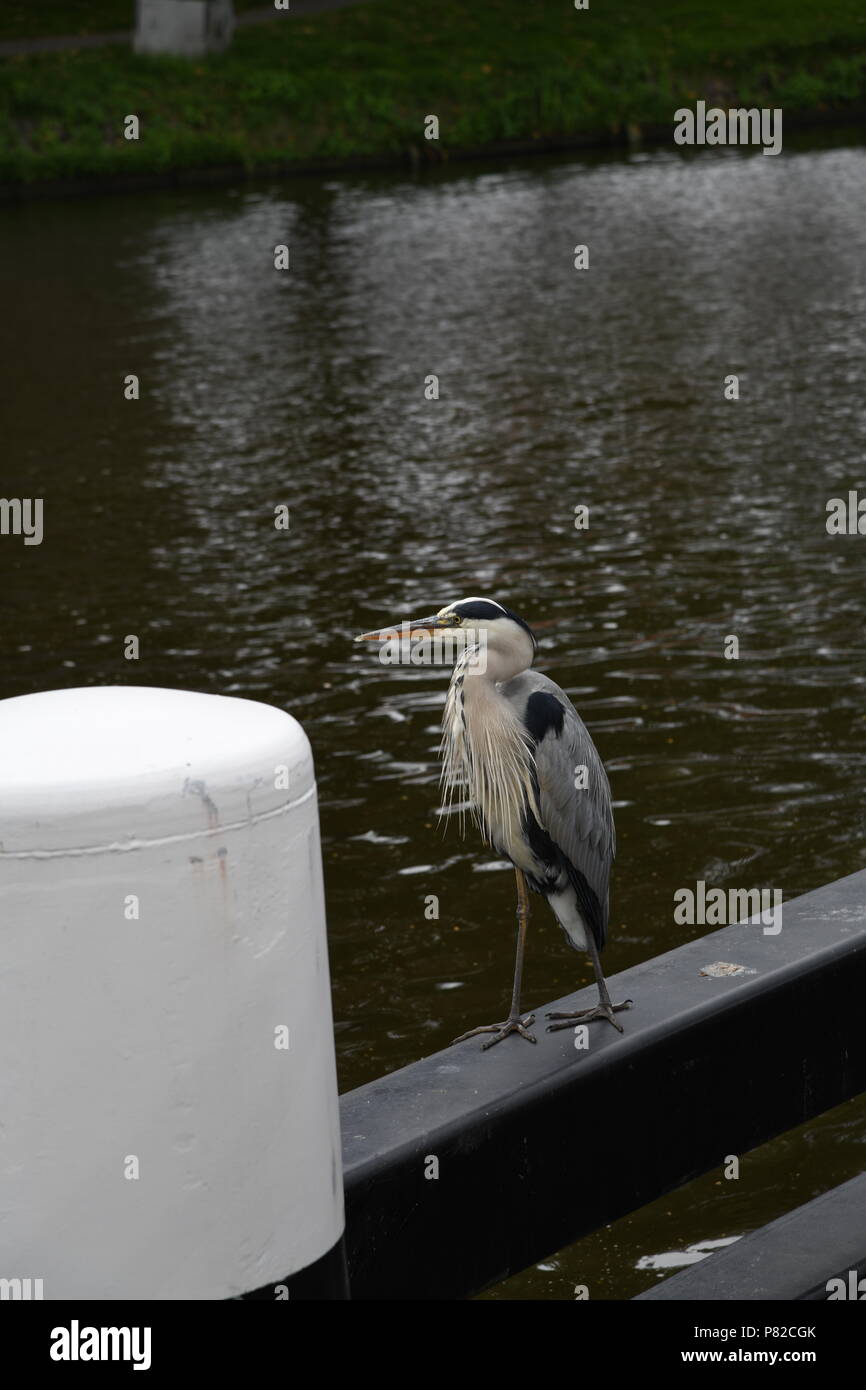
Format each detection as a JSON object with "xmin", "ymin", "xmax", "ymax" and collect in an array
[
  {"xmin": 134, "ymin": 0, "xmax": 235, "ymax": 58},
  {"xmin": 0, "ymin": 685, "xmax": 346, "ymax": 1300}
]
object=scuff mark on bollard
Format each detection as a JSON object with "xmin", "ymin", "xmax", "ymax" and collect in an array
[
  {"xmin": 700, "ymin": 961, "xmax": 758, "ymax": 978},
  {"xmin": 183, "ymin": 777, "xmax": 219, "ymax": 829}
]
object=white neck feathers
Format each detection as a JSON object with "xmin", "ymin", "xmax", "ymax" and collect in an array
[{"xmin": 440, "ymin": 649, "xmax": 540, "ymax": 848}]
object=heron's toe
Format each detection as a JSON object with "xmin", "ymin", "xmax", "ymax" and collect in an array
[
  {"xmin": 546, "ymin": 1000, "xmax": 632, "ymax": 1034},
  {"xmin": 453, "ymin": 1014, "xmax": 537, "ymax": 1049}
]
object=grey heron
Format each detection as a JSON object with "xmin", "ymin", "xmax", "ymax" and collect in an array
[{"xmin": 356, "ymin": 597, "xmax": 631, "ymax": 1049}]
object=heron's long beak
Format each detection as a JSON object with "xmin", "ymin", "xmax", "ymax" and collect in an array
[{"xmin": 355, "ymin": 615, "xmax": 444, "ymax": 642}]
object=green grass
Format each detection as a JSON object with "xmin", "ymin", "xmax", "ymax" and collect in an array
[{"xmin": 1, "ymin": 0, "xmax": 865, "ymax": 188}]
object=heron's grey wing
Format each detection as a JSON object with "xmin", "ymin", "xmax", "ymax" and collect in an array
[
  {"xmin": 537, "ymin": 702, "xmax": 615, "ymax": 931},
  {"xmin": 506, "ymin": 672, "xmax": 615, "ymax": 944}
]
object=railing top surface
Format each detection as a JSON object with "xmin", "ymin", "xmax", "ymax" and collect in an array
[{"xmin": 342, "ymin": 866, "xmax": 866, "ymax": 1166}]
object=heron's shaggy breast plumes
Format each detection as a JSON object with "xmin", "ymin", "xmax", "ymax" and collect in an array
[{"xmin": 440, "ymin": 646, "xmax": 541, "ymax": 861}]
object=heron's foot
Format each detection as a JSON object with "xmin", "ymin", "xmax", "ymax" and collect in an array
[
  {"xmin": 546, "ymin": 999, "xmax": 632, "ymax": 1034},
  {"xmin": 452, "ymin": 1013, "xmax": 537, "ymax": 1050}
]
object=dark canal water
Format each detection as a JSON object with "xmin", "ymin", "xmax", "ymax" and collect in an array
[{"xmin": 2, "ymin": 129, "xmax": 866, "ymax": 1299}]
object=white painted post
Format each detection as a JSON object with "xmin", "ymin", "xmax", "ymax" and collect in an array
[
  {"xmin": 0, "ymin": 686, "xmax": 346, "ymax": 1299},
  {"xmin": 134, "ymin": 0, "xmax": 235, "ymax": 57}
]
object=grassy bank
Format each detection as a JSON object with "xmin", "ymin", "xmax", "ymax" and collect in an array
[{"xmin": 1, "ymin": 0, "xmax": 865, "ymax": 190}]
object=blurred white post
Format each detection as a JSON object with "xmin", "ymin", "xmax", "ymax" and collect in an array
[
  {"xmin": 134, "ymin": 0, "xmax": 235, "ymax": 56},
  {"xmin": 0, "ymin": 686, "xmax": 347, "ymax": 1299}
]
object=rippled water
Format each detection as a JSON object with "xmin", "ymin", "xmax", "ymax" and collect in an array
[{"xmin": 3, "ymin": 128, "xmax": 866, "ymax": 1299}]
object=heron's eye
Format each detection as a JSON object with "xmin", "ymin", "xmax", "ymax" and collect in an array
[{"xmin": 451, "ymin": 614, "xmax": 462, "ymax": 626}]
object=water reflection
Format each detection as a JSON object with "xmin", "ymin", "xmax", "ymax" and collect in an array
[{"xmin": 3, "ymin": 133, "xmax": 866, "ymax": 1299}]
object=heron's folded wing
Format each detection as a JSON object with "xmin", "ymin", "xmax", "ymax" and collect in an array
[{"xmin": 533, "ymin": 696, "xmax": 616, "ymax": 943}]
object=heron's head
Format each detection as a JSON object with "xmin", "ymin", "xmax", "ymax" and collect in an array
[{"xmin": 356, "ymin": 596, "xmax": 537, "ymax": 681}]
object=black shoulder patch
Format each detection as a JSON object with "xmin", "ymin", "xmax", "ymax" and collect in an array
[{"xmin": 523, "ymin": 691, "xmax": 565, "ymax": 743}]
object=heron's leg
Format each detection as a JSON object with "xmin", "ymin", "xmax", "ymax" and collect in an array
[
  {"xmin": 452, "ymin": 868, "xmax": 536, "ymax": 1049},
  {"xmin": 546, "ymin": 926, "xmax": 632, "ymax": 1034}
]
